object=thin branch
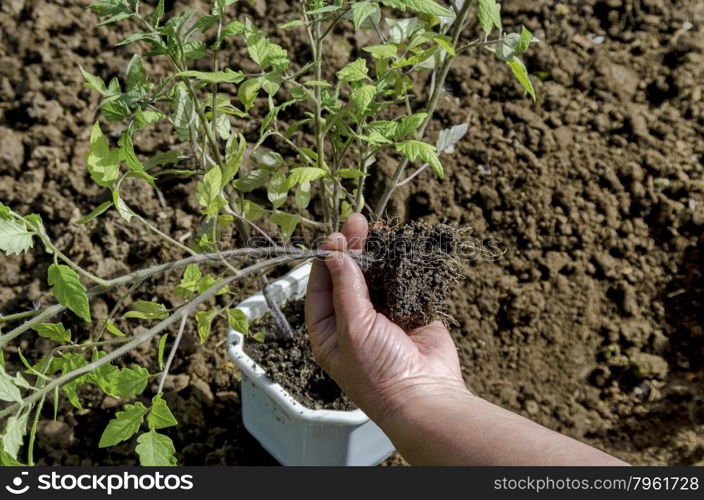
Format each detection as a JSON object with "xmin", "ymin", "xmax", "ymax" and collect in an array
[
  {"xmin": 157, "ymin": 314, "xmax": 187, "ymax": 394},
  {"xmin": 396, "ymin": 163, "xmax": 429, "ymax": 187},
  {"xmin": 260, "ymin": 275, "xmax": 294, "ymax": 339}
]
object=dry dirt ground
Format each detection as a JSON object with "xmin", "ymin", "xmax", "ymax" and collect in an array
[{"xmin": 0, "ymin": 0, "xmax": 703, "ymax": 465}]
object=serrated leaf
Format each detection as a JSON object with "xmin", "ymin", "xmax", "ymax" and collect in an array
[
  {"xmin": 195, "ymin": 310, "xmax": 218, "ymax": 344},
  {"xmin": 436, "ymin": 123, "xmax": 469, "ymax": 154},
  {"xmin": 395, "ymin": 112, "xmax": 427, "ymax": 139},
  {"xmin": 396, "ymin": 140, "xmax": 444, "ymax": 179},
  {"xmin": 267, "ymin": 170, "xmax": 288, "ymax": 210},
  {"xmin": 148, "ymin": 394, "xmax": 178, "ymax": 430},
  {"xmin": 175, "ymin": 263, "xmax": 202, "ymax": 297},
  {"xmin": 336, "ymin": 168, "xmax": 367, "ymax": 179},
  {"xmin": 507, "ymin": 57, "xmax": 536, "ymax": 101},
  {"xmin": 516, "ymin": 26, "xmax": 537, "ymax": 54},
  {"xmin": 99, "ymin": 402, "xmax": 147, "ymax": 448},
  {"xmin": 136, "ymin": 430, "xmax": 177, "ymax": 466},
  {"xmin": 227, "ymin": 308, "xmax": 249, "ymax": 334},
  {"xmin": 478, "ymin": 0, "xmax": 502, "ymax": 35},
  {"xmin": 126, "ymin": 54, "xmax": 147, "ymax": 90},
  {"xmin": 238, "ymin": 79, "xmax": 261, "ymax": 111},
  {"xmin": 1, "ymin": 411, "xmax": 28, "ymax": 459},
  {"xmin": 252, "ymin": 150, "xmax": 284, "ymax": 168},
  {"xmin": 278, "ymin": 19, "xmax": 304, "ymax": 30},
  {"xmin": 47, "ymin": 264, "xmax": 91, "ymax": 322},
  {"xmin": 108, "ymin": 366, "xmax": 149, "ymax": 398},
  {"xmin": 172, "ymin": 84, "xmax": 197, "ymax": 142},
  {"xmin": 33, "ymin": 323, "xmax": 71, "ymax": 343},
  {"xmin": 86, "ymin": 122, "xmax": 120, "ymax": 188},
  {"xmin": 79, "ymin": 65, "xmax": 109, "ymax": 96},
  {"xmin": 259, "ymin": 71, "xmax": 283, "ymax": 96},
  {"xmin": 351, "ymin": 84, "xmax": 376, "ymax": 116},
  {"xmin": 0, "ymin": 366, "xmax": 22, "ymax": 404},
  {"xmin": 270, "ymin": 212, "xmax": 300, "ymax": 239},
  {"xmin": 124, "ymin": 301, "xmax": 169, "ymax": 320},
  {"xmin": 105, "ymin": 320, "xmax": 125, "ymax": 337},
  {"xmin": 233, "ymin": 169, "xmax": 269, "ymax": 192},
  {"xmin": 363, "ymin": 44, "xmax": 398, "ymax": 59},
  {"xmin": 396, "ymin": 0, "xmax": 454, "ymax": 17},
  {"xmin": 337, "ymin": 58, "xmax": 369, "ymax": 83},
  {"xmin": 287, "ymin": 167, "xmax": 327, "ymax": 188},
  {"xmin": 119, "ymin": 130, "xmax": 155, "ymax": 186},
  {"xmin": 387, "ymin": 17, "xmax": 418, "ymax": 43},
  {"xmin": 0, "ymin": 218, "xmax": 33, "ymax": 255},
  {"xmin": 351, "ymin": 2, "xmax": 379, "ymax": 31},
  {"xmin": 76, "ymin": 201, "xmax": 113, "ymax": 225},
  {"xmin": 223, "ymin": 133, "xmax": 246, "ymax": 184},
  {"xmin": 176, "ymin": 69, "xmax": 245, "ymax": 84},
  {"xmin": 196, "ymin": 165, "xmax": 225, "ymax": 218}
]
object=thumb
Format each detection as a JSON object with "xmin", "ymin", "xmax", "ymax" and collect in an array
[{"xmin": 325, "ymin": 252, "xmax": 376, "ymax": 338}]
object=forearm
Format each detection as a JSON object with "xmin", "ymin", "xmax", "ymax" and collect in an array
[{"xmin": 375, "ymin": 386, "xmax": 628, "ymax": 466}]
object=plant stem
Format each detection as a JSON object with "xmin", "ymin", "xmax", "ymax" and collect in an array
[
  {"xmin": 156, "ymin": 314, "xmax": 187, "ymax": 394},
  {"xmin": 0, "ymin": 309, "xmax": 42, "ymax": 324},
  {"xmin": 135, "ymin": 214, "xmax": 197, "ymax": 256},
  {"xmin": 259, "ymin": 275, "xmax": 294, "ymax": 339},
  {"xmin": 0, "ymin": 254, "xmax": 317, "ymax": 419},
  {"xmin": 373, "ymin": 0, "xmax": 473, "ymax": 217}
]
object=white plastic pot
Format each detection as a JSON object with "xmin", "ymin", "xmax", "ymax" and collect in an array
[{"xmin": 227, "ymin": 262, "xmax": 395, "ymax": 466}]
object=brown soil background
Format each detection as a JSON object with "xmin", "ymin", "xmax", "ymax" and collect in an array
[{"xmin": 1, "ymin": 0, "xmax": 703, "ymax": 465}]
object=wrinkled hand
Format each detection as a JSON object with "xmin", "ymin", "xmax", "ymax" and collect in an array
[{"xmin": 305, "ymin": 214, "xmax": 467, "ymax": 426}]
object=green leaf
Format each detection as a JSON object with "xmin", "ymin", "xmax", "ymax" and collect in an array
[
  {"xmin": 516, "ymin": 26, "xmax": 537, "ymax": 54},
  {"xmin": 351, "ymin": 2, "xmax": 379, "ymax": 31},
  {"xmin": 227, "ymin": 308, "xmax": 249, "ymax": 334},
  {"xmin": 223, "ymin": 133, "xmax": 246, "ymax": 184},
  {"xmin": 145, "ymin": 150, "xmax": 185, "ymax": 169},
  {"xmin": 79, "ymin": 65, "xmax": 109, "ymax": 96},
  {"xmin": 76, "ymin": 201, "xmax": 113, "ymax": 225},
  {"xmin": 112, "ymin": 191, "xmax": 134, "ymax": 222},
  {"xmin": 47, "ymin": 264, "xmax": 91, "ymax": 322},
  {"xmin": 252, "ymin": 150, "xmax": 284, "ymax": 168},
  {"xmin": 171, "ymin": 84, "xmax": 197, "ymax": 141},
  {"xmin": 124, "ymin": 301, "xmax": 169, "ymax": 320},
  {"xmin": 1, "ymin": 411, "xmax": 28, "ymax": 460},
  {"xmin": 238, "ymin": 79, "xmax": 261, "ymax": 111},
  {"xmin": 267, "ymin": 170, "xmax": 288, "ymax": 210},
  {"xmin": 478, "ymin": 0, "xmax": 502, "ymax": 35},
  {"xmin": 236, "ymin": 199, "xmax": 265, "ymax": 221},
  {"xmin": 126, "ymin": 54, "xmax": 147, "ymax": 90},
  {"xmin": 363, "ymin": 44, "xmax": 398, "ymax": 59},
  {"xmin": 195, "ymin": 310, "xmax": 218, "ymax": 344},
  {"xmin": 395, "ymin": 112, "xmax": 427, "ymax": 139},
  {"xmin": 278, "ymin": 19, "xmax": 305, "ymax": 30},
  {"xmin": 351, "ymin": 84, "xmax": 376, "ymax": 116},
  {"xmin": 0, "ymin": 366, "xmax": 22, "ymax": 404},
  {"xmin": 158, "ymin": 334, "xmax": 168, "ymax": 370},
  {"xmin": 175, "ymin": 263, "xmax": 202, "ymax": 297},
  {"xmin": 337, "ymin": 58, "xmax": 369, "ymax": 83},
  {"xmin": 175, "ymin": 69, "xmax": 245, "ymax": 84},
  {"xmin": 402, "ymin": 0, "xmax": 453, "ymax": 17},
  {"xmin": 270, "ymin": 212, "xmax": 300, "ymax": 239},
  {"xmin": 99, "ymin": 402, "xmax": 147, "ymax": 448},
  {"xmin": 287, "ymin": 167, "xmax": 327, "ymax": 187},
  {"xmin": 387, "ymin": 17, "xmax": 418, "ymax": 43},
  {"xmin": 136, "ymin": 430, "xmax": 177, "ymax": 466},
  {"xmin": 295, "ymin": 181, "xmax": 311, "ymax": 209},
  {"xmin": 107, "ymin": 366, "xmax": 149, "ymax": 398},
  {"xmin": 245, "ymin": 26, "xmax": 289, "ymax": 70},
  {"xmin": 336, "ymin": 168, "xmax": 367, "ymax": 179},
  {"xmin": 396, "ymin": 140, "xmax": 444, "ymax": 179},
  {"xmin": 33, "ymin": 323, "xmax": 71, "ymax": 343},
  {"xmin": 148, "ymin": 394, "xmax": 178, "ymax": 430},
  {"xmin": 86, "ymin": 122, "xmax": 120, "ymax": 188},
  {"xmin": 106, "ymin": 320, "xmax": 126, "ymax": 337},
  {"xmin": 233, "ymin": 169, "xmax": 269, "ymax": 192},
  {"xmin": 196, "ymin": 165, "xmax": 225, "ymax": 217},
  {"xmin": 119, "ymin": 130, "xmax": 155, "ymax": 186},
  {"xmin": 0, "ymin": 218, "xmax": 33, "ymax": 255},
  {"xmin": 506, "ymin": 57, "xmax": 536, "ymax": 101}
]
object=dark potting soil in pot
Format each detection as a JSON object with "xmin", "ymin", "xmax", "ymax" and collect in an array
[{"xmin": 243, "ymin": 299, "xmax": 356, "ymax": 411}]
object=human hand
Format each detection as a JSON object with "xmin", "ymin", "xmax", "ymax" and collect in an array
[{"xmin": 305, "ymin": 214, "xmax": 469, "ymax": 427}]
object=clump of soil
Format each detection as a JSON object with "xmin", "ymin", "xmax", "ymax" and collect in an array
[
  {"xmin": 363, "ymin": 221, "xmax": 464, "ymax": 331},
  {"xmin": 243, "ymin": 299, "xmax": 356, "ymax": 411}
]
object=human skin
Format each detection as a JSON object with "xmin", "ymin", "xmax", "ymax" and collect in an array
[{"xmin": 305, "ymin": 214, "xmax": 627, "ymax": 466}]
